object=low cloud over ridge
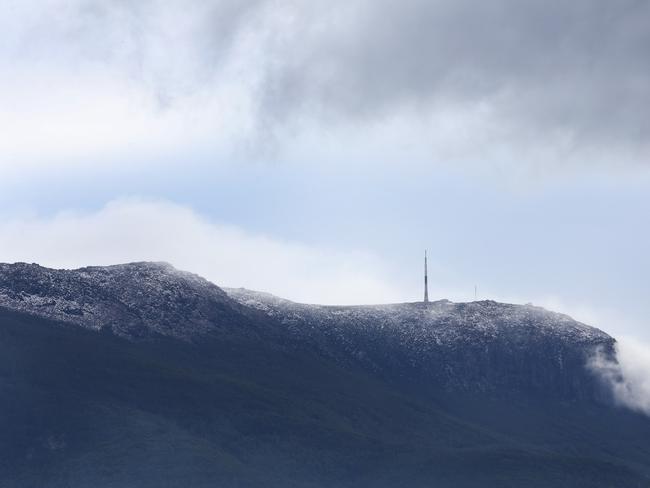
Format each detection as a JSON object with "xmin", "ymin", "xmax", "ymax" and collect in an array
[
  {"xmin": 590, "ymin": 338, "xmax": 650, "ymax": 417},
  {"xmin": 0, "ymin": 199, "xmax": 402, "ymax": 305}
]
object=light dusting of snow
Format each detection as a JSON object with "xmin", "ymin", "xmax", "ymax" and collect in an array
[
  {"xmin": 226, "ymin": 287, "xmax": 611, "ymax": 355},
  {"xmin": 0, "ymin": 262, "xmax": 237, "ymax": 340},
  {"xmin": 0, "ymin": 262, "xmax": 615, "ymax": 398},
  {"xmin": 0, "ymin": 262, "xmax": 612, "ymax": 354},
  {"xmin": 225, "ymin": 287, "xmax": 614, "ymax": 397}
]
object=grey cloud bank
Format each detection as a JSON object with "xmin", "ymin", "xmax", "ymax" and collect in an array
[
  {"xmin": 264, "ymin": 0, "xmax": 650, "ymax": 140},
  {"xmin": 4, "ymin": 0, "xmax": 649, "ymax": 166}
]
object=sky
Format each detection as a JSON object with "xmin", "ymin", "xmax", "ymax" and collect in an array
[{"xmin": 1, "ymin": 0, "xmax": 649, "ymax": 342}]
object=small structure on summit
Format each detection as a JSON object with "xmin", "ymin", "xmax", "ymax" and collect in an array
[{"xmin": 424, "ymin": 250, "xmax": 429, "ymax": 303}]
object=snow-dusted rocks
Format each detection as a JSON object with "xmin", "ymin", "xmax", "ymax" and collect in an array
[
  {"xmin": 226, "ymin": 287, "xmax": 613, "ymax": 398},
  {"xmin": 226, "ymin": 287, "xmax": 609, "ymax": 346},
  {"xmin": 0, "ymin": 262, "xmax": 240, "ymax": 340},
  {"xmin": 0, "ymin": 262, "xmax": 614, "ymax": 398}
]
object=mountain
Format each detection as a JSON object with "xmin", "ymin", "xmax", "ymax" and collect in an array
[
  {"xmin": 0, "ymin": 262, "xmax": 244, "ymax": 339},
  {"xmin": 225, "ymin": 288, "xmax": 612, "ymax": 401},
  {"xmin": 1, "ymin": 262, "xmax": 649, "ymax": 487}
]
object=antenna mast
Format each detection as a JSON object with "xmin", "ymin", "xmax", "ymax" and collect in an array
[{"xmin": 424, "ymin": 250, "xmax": 429, "ymax": 303}]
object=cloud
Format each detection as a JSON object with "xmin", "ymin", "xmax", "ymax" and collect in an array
[
  {"xmin": 263, "ymin": 0, "xmax": 650, "ymax": 141},
  {"xmin": 258, "ymin": 0, "xmax": 650, "ymax": 171},
  {"xmin": 0, "ymin": 198, "xmax": 402, "ymax": 305},
  {"xmin": 589, "ymin": 337, "xmax": 650, "ymax": 416},
  {"xmin": 0, "ymin": 0, "xmax": 267, "ymax": 170},
  {"xmin": 2, "ymin": 0, "xmax": 648, "ymax": 170}
]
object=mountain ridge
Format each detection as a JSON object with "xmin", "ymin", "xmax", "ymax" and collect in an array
[
  {"xmin": 1, "ymin": 261, "xmax": 649, "ymax": 487},
  {"xmin": 225, "ymin": 286, "xmax": 612, "ymax": 400},
  {"xmin": 0, "ymin": 261, "xmax": 615, "ymax": 399},
  {"xmin": 0, "ymin": 261, "xmax": 611, "ymax": 342},
  {"xmin": 0, "ymin": 261, "xmax": 243, "ymax": 340}
]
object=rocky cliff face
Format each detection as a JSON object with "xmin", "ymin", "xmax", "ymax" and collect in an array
[{"xmin": 225, "ymin": 288, "xmax": 613, "ymax": 400}]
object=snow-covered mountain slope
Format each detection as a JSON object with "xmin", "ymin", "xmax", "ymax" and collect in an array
[
  {"xmin": 0, "ymin": 262, "xmax": 241, "ymax": 340},
  {"xmin": 1, "ymin": 262, "xmax": 648, "ymax": 487},
  {"xmin": 225, "ymin": 288, "xmax": 613, "ymax": 399},
  {"xmin": 0, "ymin": 261, "xmax": 613, "ymax": 398},
  {"xmin": 226, "ymin": 288, "xmax": 608, "ymax": 345}
]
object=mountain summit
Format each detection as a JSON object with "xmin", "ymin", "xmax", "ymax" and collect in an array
[
  {"xmin": 0, "ymin": 262, "xmax": 648, "ymax": 487},
  {"xmin": 0, "ymin": 262, "xmax": 241, "ymax": 339},
  {"xmin": 226, "ymin": 287, "xmax": 612, "ymax": 400}
]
